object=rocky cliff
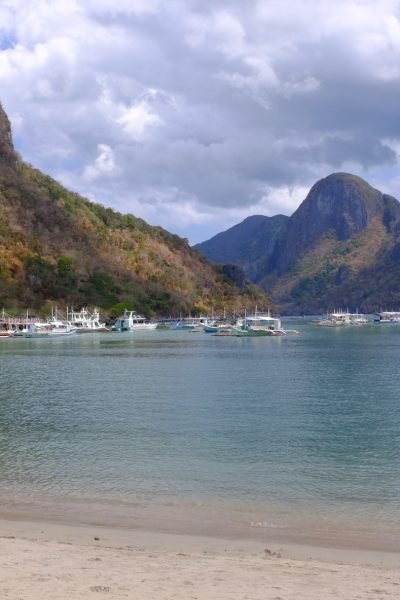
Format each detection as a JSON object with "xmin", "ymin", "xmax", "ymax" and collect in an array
[
  {"xmin": 268, "ymin": 173, "xmax": 400, "ymax": 276},
  {"xmin": 196, "ymin": 173, "xmax": 400, "ymax": 314}
]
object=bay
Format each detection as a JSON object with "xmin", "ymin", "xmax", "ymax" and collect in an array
[{"xmin": 0, "ymin": 320, "xmax": 399, "ymax": 549}]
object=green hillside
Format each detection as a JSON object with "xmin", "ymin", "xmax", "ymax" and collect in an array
[{"xmin": 0, "ymin": 102, "xmax": 270, "ymax": 317}]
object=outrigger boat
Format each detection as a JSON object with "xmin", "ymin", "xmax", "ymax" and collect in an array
[
  {"xmin": 232, "ymin": 311, "xmax": 285, "ymax": 336},
  {"xmin": 315, "ymin": 310, "xmax": 369, "ymax": 326}
]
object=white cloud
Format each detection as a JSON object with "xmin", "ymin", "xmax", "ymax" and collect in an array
[
  {"xmin": 258, "ymin": 185, "xmax": 312, "ymax": 217},
  {"xmin": 83, "ymin": 144, "xmax": 118, "ymax": 181},
  {"xmin": 117, "ymin": 101, "xmax": 161, "ymax": 139},
  {"xmin": 1, "ymin": 0, "xmax": 400, "ymax": 243}
]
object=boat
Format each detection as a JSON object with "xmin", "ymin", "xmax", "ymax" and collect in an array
[
  {"xmin": 21, "ymin": 323, "xmax": 50, "ymax": 338},
  {"xmin": 112, "ymin": 310, "xmax": 157, "ymax": 331},
  {"xmin": 202, "ymin": 322, "xmax": 234, "ymax": 334},
  {"xmin": 48, "ymin": 324, "xmax": 76, "ymax": 336},
  {"xmin": 232, "ymin": 311, "xmax": 285, "ymax": 336},
  {"xmin": 315, "ymin": 310, "xmax": 369, "ymax": 326},
  {"xmin": 373, "ymin": 311, "xmax": 400, "ymax": 323},
  {"xmin": 44, "ymin": 309, "xmax": 76, "ymax": 336},
  {"xmin": 349, "ymin": 312, "xmax": 369, "ymax": 325},
  {"xmin": 2, "ymin": 309, "xmax": 46, "ymax": 336},
  {"xmin": 1, "ymin": 307, "xmax": 80, "ymax": 337},
  {"xmin": 46, "ymin": 314, "xmax": 75, "ymax": 334},
  {"xmin": 67, "ymin": 307, "xmax": 110, "ymax": 332},
  {"xmin": 173, "ymin": 316, "xmax": 214, "ymax": 331},
  {"xmin": 0, "ymin": 330, "xmax": 12, "ymax": 338}
]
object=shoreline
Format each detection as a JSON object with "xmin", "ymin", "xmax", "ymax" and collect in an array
[
  {"xmin": 1, "ymin": 513, "xmax": 400, "ymax": 567},
  {"xmin": 1, "ymin": 516, "xmax": 400, "ymax": 599},
  {"xmin": 1, "ymin": 495, "xmax": 400, "ymax": 556}
]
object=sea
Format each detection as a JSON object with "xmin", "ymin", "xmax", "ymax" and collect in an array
[{"xmin": 1, "ymin": 319, "xmax": 400, "ymax": 550}]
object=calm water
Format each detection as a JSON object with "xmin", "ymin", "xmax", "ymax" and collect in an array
[{"xmin": 1, "ymin": 321, "xmax": 400, "ymax": 549}]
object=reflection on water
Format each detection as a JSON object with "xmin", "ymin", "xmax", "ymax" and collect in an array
[{"xmin": 0, "ymin": 323, "xmax": 400, "ymax": 547}]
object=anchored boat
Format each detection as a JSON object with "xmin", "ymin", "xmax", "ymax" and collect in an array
[
  {"xmin": 112, "ymin": 310, "xmax": 157, "ymax": 331},
  {"xmin": 232, "ymin": 311, "xmax": 285, "ymax": 336}
]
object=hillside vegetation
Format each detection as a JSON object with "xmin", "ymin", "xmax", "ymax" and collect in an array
[{"xmin": 0, "ymin": 102, "xmax": 270, "ymax": 317}]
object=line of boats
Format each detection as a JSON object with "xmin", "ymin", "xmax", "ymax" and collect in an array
[
  {"xmin": 0, "ymin": 307, "xmax": 299, "ymax": 338},
  {"xmin": 2, "ymin": 306, "xmax": 400, "ymax": 339},
  {"xmin": 111, "ymin": 308, "xmax": 400, "ymax": 333},
  {"xmin": 117, "ymin": 309, "xmax": 299, "ymax": 336},
  {"xmin": 0, "ymin": 307, "xmax": 109, "ymax": 338},
  {"xmin": 314, "ymin": 310, "xmax": 400, "ymax": 326},
  {"xmin": 201, "ymin": 314, "xmax": 299, "ymax": 336}
]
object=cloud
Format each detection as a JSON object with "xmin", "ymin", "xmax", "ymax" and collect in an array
[
  {"xmin": 117, "ymin": 99, "xmax": 162, "ymax": 139},
  {"xmin": 83, "ymin": 144, "xmax": 118, "ymax": 181},
  {"xmin": 1, "ymin": 0, "xmax": 400, "ymax": 243}
]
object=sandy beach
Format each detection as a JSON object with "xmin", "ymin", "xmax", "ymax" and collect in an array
[{"xmin": 1, "ymin": 518, "xmax": 400, "ymax": 599}]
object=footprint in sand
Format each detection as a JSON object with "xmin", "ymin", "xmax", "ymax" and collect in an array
[{"xmin": 89, "ymin": 585, "xmax": 110, "ymax": 593}]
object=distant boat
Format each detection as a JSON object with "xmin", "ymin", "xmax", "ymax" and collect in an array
[
  {"xmin": 67, "ymin": 307, "xmax": 110, "ymax": 332},
  {"xmin": 315, "ymin": 310, "xmax": 369, "ymax": 326},
  {"xmin": 202, "ymin": 321, "xmax": 233, "ymax": 334},
  {"xmin": 0, "ymin": 330, "xmax": 12, "ymax": 338},
  {"xmin": 48, "ymin": 324, "xmax": 75, "ymax": 336},
  {"xmin": 17, "ymin": 320, "xmax": 75, "ymax": 337},
  {"xmin": 232, "ymin": 311, "xmax": 285, "ymax": 336},
  {"xmin": 112, "ymin": 310, "xmax": 157, "ymax": 331},
  {"xmin": 350, "ymin": 312, "xmax": 369, "ymax": 325},
  {"xmin": 173, "ymin": 316, "xmax": 214, "ymax": 331},
  {"xmin": 374, "ymin": 311, "xmax": 400, "ymax": 323},
  {"xmin": 21, "ymin": 323, "xmax": 50, "ymax": 338},
  {"xmin": 45, "ymin": 314, "xmax": 75, "ymax": 335}
]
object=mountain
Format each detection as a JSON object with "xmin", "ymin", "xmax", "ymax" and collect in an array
[
  {"xmin": 196, "ymin": 173, "xmax": 400, "ymax": 314},
  {"xmin": 0, "ymin": 101, "xmax": 270, "ymax": 316},
  {"xmin": 267, "ymin": 173, "xmax": 400, "ymax": 274},
  {"xmin": 195, "ymin": 214, "xmax": 289, "ymax": 280}
]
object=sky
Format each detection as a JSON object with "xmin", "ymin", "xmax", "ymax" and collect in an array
[{"xmin": 1, "ymin": 0, "xmax": 400, "ymax": 244}]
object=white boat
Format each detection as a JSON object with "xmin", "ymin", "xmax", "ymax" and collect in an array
[
  {"xmin": 0, "ymin": 330, "xmax": 12, "ymax": 338},
  {"xmin": 349, "ymin": 313, "xmax": 369, "ymax": 325},
  {"xmin": 46, "ymin": 311, "xmax": 76, "ymax": 336},
  {"xmin": 174, "ymin": 316, "xmax": 215, "ymax": 331},
  {"xmin": 316, "ymin": 310, "xmax": 369, "ymax": 326},
  {"xmin": 232, "ymin": 311, "xmax": 285, "ymax": 336},
  {"xmin": 374, "ymin": 311, "xmax": 400, "ymax": 323},
  {"xmin": 21, "ymin": 323, "xmax": 50, "ymax": 338},
  {"xmin": 17, "ymin": 319, "xmax": 75, "ymax": 337},
  {"xmin": 49, "ymin": 325, "xmax": 76, "ymax": 336},
  {"xmin": 112, "ymin": 310, "xmax": 157, "ymax": 331},
  {"xmin": 67, "ymin": 307, "xmax": 110, "ymax": 332}
]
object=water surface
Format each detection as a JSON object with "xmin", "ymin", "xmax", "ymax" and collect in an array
[{"xmin": 0, "ymin": 321, "xmax": 399, "ymax": 549}]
